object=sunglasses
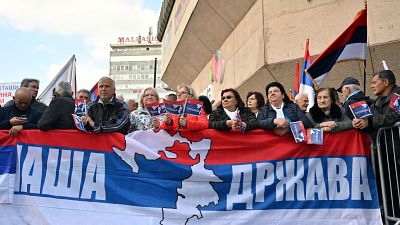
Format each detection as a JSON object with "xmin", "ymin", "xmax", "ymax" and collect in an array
[{"xmin": 221, "ymin": 96, "xmax": 234, "ymax": 100}]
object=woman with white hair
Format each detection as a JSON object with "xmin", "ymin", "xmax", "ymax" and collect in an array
[
  {"xmin": 129, "ymin": 87, "xmax": 163, "ymax": 132},
  {"xmin": 161, "ymin": 84, "xmax": 208, "ymax": 130}
]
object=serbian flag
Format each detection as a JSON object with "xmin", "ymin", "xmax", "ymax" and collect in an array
[
  {"xmin": 293, "ymin": 63, "xmax": 300, "ymax": 98},
  {"xmin": 306, "ymin": 9, "xmax": 367, "ymax": 87},
  {"xmin": 89, "ymin": 83, "xmax": 98, "ymax": 102},
  {"xmin": 298, "ymin": 39, "xmax": 315, "ymax": 110}
]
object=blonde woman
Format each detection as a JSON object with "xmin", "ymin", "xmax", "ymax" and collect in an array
[{"xmin": 130, "ymin": 87, "xmax": 162, "ymax": 132}]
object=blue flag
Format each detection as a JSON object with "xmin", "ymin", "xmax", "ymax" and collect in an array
[
  {"xmin": 146, "ymin": 103, "xmax": 166, "ymax": 117},
  {"xmin": 164, "ymin": 99, "xmax": 184, "ymax": 115},
  {"xmin": 183, "ymin": 99, "xmax": 203, "ymax": 116}
]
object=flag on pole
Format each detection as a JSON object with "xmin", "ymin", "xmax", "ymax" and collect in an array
[
  {"xmin": 293, "ymin": 62, "xmax": 300, "ymax": 97},
  {"xmin": 38, "ymin": 55, "xmax": 76, "ymax": 105},
  {"xmin": 306, "ymin": 9, "xmax": 367, "ymax": 87},
  {"xmin": 298, "ymin": 39, "xmax": 315, "ymax": 110},
  {"xmin": 89, "ymin": 83, "xmax": 98, "ymax": 102}
]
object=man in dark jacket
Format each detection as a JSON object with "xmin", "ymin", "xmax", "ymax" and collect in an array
[
  {"xmin": 353, "ymin": 70, "xmax": 400, "ymax": 131},
  {"xmin": 38, "ymin": 81, "xmax": 76, "ymax": 130},
  {"xmin": 0, "ymin": 87, "xmax": 43, "ymax": 136},
  {"xmin": 337, "ymin": 76, "xmax": 372, "ymax": 120},
  {"xmin": 4, "ymin": 78, "xmax": 47, "ymax": 113},
  {"xmin": 82, "ymin": 77, "xmax": 130, "ymax": 134}
]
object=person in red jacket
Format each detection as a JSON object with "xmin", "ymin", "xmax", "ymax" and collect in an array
[{"xmin": 161, "ymin": 84, "xmax": 208, "ymax": 131}]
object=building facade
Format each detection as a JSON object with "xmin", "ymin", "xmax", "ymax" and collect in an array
[
  {"xmin": 109, "ymin": 34, "xmax": 170, "ymax": 102},
  {"xmin": 157, "ymin": 0, "xmax": 400, "ymax": 104}
]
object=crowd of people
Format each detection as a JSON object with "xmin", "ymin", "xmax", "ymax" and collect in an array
[{"xmin": 0, "ymin": 70, "xmax": 399, "ymax": 139}]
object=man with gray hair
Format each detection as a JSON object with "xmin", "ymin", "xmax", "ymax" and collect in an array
[
  {"xmin": 353, "ymin": 70, "xmax": 400, "ymax": 130},
  {"xmin": 5, "ymin": 78, "xmax": 47, "ymax": 112},
  {"xmin": 82, "ymin": 77, "xmax": 130, "ymax": 134},
  {"xmin": 336, "ymin": 76, "xmax": 372, "ymax": 119},
  {"xmin": 38, "ymin": 81, "xmax": 76, "ymax": 130}
]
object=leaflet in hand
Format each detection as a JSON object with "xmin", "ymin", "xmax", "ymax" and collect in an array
[
  {"xmin": 307, "ymin": 128, "xmax": 323, "ymax": 145},
  {"xmin": 74, "ymin": 99, "xmax": 86, "ymax": 116},
  {"xmin": 390, "ymin": 93, "xmax": 400, "ymax": 114},
  {"xmin": 289, "ymin": 121, "xmax": 306, "ymax": 143},
  {"xmin": 349, "ymin": 101, "xmax": 372, "ymax": 118},
  {"xmin": 146, "ymin": 102, "xmax": 166, "ymax": 117},
  {"xmin": 236, "ymin": 110, "xmax": 246, "ymax": 133},
  {"xmin": 72, "ymin": 114, "xmax": 87, "ymax": 132}
]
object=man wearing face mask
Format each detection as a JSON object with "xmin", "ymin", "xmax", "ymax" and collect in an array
[{"xmin": 0, "ymin": 87, "xmax": 43, "ymax": 136}]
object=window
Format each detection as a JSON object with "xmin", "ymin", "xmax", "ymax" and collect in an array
[
  {"xmin": 140, "ymin": 65, "xmax": 145, "ymax": 70},
  {"xmin": 149, "ymin": 65, "xmax": 154, "ymax": 70}
]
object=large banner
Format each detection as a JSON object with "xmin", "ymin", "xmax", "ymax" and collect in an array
[
  {"xmin": 0, "ymin": 82, "xmax": 19, "ymax": 106},
  {"xmin": 0, "ymin": 129, "xmax": 382, "ymax": 225}
]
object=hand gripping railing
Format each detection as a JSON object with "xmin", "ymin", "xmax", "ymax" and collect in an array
[{"xmin": 376, "ymin": 122, "xmax": 400, "ymax": 225}]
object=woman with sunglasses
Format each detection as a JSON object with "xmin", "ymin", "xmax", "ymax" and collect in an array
[
  {"xmin": 129, "ymin": 87, "xmax": 162, "ymax": 132},
  {"xmin": 258, "ymin": 82, "xmax": 311, "ymax": 136},
  {"xmin": 160, "ymin": 84, "xmax": 208, "ymax": 130},
  {"xmin": 209, "ymin": 88, "xmax": 258, "ymax": 131}
]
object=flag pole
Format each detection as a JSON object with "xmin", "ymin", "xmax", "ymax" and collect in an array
[{"xmin": 363, "ymin": 59, "xmax": 367, "ymax": 93}]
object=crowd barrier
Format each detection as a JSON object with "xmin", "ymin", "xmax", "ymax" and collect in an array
[
  {"xmin": 0, "ymin": 129, "xmax": 383, "ymax": 225},
  {"xmin": 376, "ymin": 122, "xmax": 400, "ymax": 225}
]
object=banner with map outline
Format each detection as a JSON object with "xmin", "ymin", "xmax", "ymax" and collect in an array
[{"xmin": 0, "ymin": 129, "xmax": 382, "ymax": 225}]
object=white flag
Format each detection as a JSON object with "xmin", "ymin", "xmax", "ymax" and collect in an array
[{"xmin": 38, "ymin": 55, "xmax": 76, "ymax": 105}]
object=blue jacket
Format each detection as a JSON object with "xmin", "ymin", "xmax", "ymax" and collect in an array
[
  {"xmin": 258, "ymin": 102, "xmax": 311, "ymax": 130},
  {"xmin": 0, "ymin": 104, "xmax": 43, "ymax": 129}
]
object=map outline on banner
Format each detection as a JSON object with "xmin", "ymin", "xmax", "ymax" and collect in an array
[{"xmin": 1, "ymin": 129, "xmax": 382, "ymax": 225}]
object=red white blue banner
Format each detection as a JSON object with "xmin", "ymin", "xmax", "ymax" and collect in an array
[{"xmin": 0, "ymin": 129, "xmax": 382, "ymax": 225}]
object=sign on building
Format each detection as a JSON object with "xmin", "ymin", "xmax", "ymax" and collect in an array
[{"xmin": 0, "ymin": 82, "xmax": 19, "ymax": 106}]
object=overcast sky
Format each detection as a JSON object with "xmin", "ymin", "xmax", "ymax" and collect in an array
[{"xmin": 0, "ymin": 0, "xmax": 161, "ymax": 93}]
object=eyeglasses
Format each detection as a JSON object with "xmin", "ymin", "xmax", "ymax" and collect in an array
[
  {"xmin": 221, "ymin": 96, "xmax": 234, "ymax": 100},
  {"xmin": 177, "ymin": 91, "xmax": 189, "ymax": 96}
]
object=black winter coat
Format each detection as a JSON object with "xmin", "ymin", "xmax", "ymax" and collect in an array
[
  {"xmin": 38, "ymin": 95, "xmax": 76, "ymax": 130},
  {"xmin": 86, "ymin": 95, "xmax": 130, "ymax": 134},
  {"xmin": 258, "ymin": 102, "xmax": 312, "ymax": 130},
  {"xmin": 209, "ymin": 107, "xmax": 258, "ymax": 131},
  {"xmin": 0, "ymin": 104, "xmax": 43, "ymax": 129}
]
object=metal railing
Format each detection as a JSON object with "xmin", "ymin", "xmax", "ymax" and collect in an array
[{"xmin": 376, "ymin": 122, "xmax": 400, "ymax": 225}]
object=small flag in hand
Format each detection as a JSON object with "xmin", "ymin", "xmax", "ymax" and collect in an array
[
  {"xmin": 72, "ymin": 114, "xmax": 87, "ymax": 132},
  {"xmin": 164, "ymin": 99, "xmax": 184, "ymax": 115},
  {"xmin": 289, "ymin": 121, "xmax": 306, "ymax": 143},
  {"xmin": 307, "ymin": 128, "xmax": 323, "ymax": 145},
  {"xmin": 236, "ymin": 111, "xmax": 246, "ymax": 133},
  {"xmin": 349, "ymin": 101, "xmax": 372, "ymax": 119},
  {"xmin": 146, "ymin": 103, "xmax": 166, "ymax": 117},
  {"xmin": 390, "ymin": 93, "xmax": 400, "ymax": 114},
  {"xmin": 75, "ymin": 99, "xmax": 86, "ymax": 116},
  {"xmin": 184, "ymin": 99, "xmax": 203, "ymax": 116}
]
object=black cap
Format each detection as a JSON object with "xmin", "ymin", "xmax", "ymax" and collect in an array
[{"xmin": 337, "ymin": 76, "xmax": 360, "ymax": 92}]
